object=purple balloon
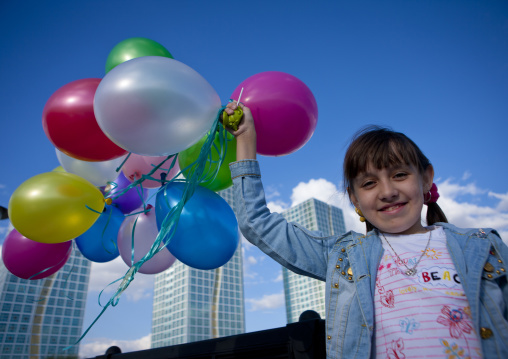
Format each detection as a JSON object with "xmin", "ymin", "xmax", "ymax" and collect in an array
[
  {"xmin": 107, "ymin": 172, "xmax": 149, "ymax": 214},
  {"xmin": 2, "ymin": 229, "xmax": 72, "ymax": 280},
  {"xmin": 117, "ymin": 206, "xmax": 176, "ymax": 274}
]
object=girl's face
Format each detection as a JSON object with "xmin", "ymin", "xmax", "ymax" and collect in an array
[{"xmin": 349, "ymin": 163, "xmax": 434, "ymax": 235}]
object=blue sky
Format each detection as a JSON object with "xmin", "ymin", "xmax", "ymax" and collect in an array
[{"xmin": 1, "ymin": 0, "xmax": 508, "ymax": 357}]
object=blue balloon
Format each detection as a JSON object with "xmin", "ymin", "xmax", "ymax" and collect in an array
[
  {"xmin": 75, "ymin": 205, "xmax": 124, "ymax": 262},
  {"xmin": 155, "ymin": 182, "xmax": 238, "ymax": 270}
]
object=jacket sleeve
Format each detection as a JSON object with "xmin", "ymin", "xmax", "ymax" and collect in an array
[
  {"xmin": 230, "ymin": 160, "xmax": 337, "ymax": 281},
  {"xmin": 489, "ymin": 230, "xmax": 508, "ymax": 307}
]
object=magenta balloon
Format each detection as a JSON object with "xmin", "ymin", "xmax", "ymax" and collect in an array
[
  {"xmin": 1, "ymin": 229, "xmax": 72, "ymax": 280},
  {"xmin": 122, "ymin": 154, "xmax": 180, "ymax": 189},
  {"xmin": 230, "ymin": 71, "xmax": 318, "ymax": 156},
  {"xmin": 117, "ymin": 208, "xmax": 176, "ymax": 274},
  {"xmin": 108, "ymin": 172, "xmax": 149, "ymax": 214}
]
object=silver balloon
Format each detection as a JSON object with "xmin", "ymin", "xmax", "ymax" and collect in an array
[
  {"xmin": 56, "ymin": 148, "xmax": 127, "ymax": 187},
  {"xmin": 94, "ymin": 56, "xmax": 221, "ymax": 156}
]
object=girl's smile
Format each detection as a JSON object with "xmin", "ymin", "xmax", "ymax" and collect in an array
[
  {"xmin": 349, "ymin": 164, "xmax": 434, "ymax": 235},
  {"xmin": 379, "ymin": 202, "xmax": 406, "ymax": 212}
]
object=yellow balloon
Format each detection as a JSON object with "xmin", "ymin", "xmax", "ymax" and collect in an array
[
  {"xmin": 52, "ymin": 166, "xmax": 66, "ymax": 172},
  {"xmin": 8, "ymin": 172, "xmax": 105, "ymax": 243}
]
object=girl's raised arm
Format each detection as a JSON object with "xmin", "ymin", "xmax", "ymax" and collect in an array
[{"xmin": 223, "ymin": 102, "xmax": 257, "ymax": 161}]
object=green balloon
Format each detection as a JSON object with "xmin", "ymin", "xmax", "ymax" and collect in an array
[
  {"xmin": 178, "ymin": 130, "xmax": 237, "ymax": 192},
  {"xmin": 105, "ymin": 37, "xmax": 173, "ymax": 73}
]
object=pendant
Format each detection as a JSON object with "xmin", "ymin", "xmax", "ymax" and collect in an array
[{"xmin": 405, "ymin": 268, "xmax": 417, "ymax": 276}]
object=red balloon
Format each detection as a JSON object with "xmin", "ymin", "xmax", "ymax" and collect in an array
[
  {"xmin": 42, "ymin": 78, "xmax": 128, "ymax": 161},
  {"xmin": 230, "ymin": 71, "xmax": 318, "ymax": 156},
  {"xmin": 1, "ymin": 229, "xmax": 72, "ymax": 280}
]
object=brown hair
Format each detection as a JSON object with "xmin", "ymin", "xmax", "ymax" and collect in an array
[{"xmin": 344, "ymin": 126, "xmax": 447, "ymax": 232}]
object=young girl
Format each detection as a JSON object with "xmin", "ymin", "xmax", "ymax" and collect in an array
[{"xmin": 224, "ymin": 102, "xmax": 508, "ymax": 358}]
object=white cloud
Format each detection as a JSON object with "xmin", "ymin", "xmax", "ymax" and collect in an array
[
  {"xmin": 88, "ymin": 257, "xmax": 154, "ymax": 302},
  {"xmin": 0, "ymin": 221, "xmax": 13, "ymax": 238},
  {"xmin": 286, "ymin": 177, "xmax": 508, "ymax": 242},
  {"xmin": 290, "ymin": 178, "xmax": 339, "ymax": 207},
  {"xmin": 265, "ymin": 185, "xmax": 281, "ymax": 200},
  {"xmin": 245, "ymin": 292, "xmax": 285, "ymax": 311},
  {"xmin": 489, "ymin": 191, "xmax": 508, "ymax": 212},
  {"xmin": 438, "ymin": 179, "xmax": 486, "ymax": 199},
  {"xmin": 241, "ymin": 234, "xmax": 259, "ymax": 280},
  {"xmin": 0, "ymin": 225, "xmax": 9, "ymax": 236},
  {"xmin": 79, "ymin": 334, "xmax": 150, "ymax": 358},
  {"xmin": 241, "ymin": 235, "xmax": 255, "ymax": 251},
  {"xmin": 267, "ymin": 200, "xmax": 288, "ymax": 213},
  {"xmin": 289, "ymin": 178, "xmax": 365, "ymax": 234},
  {"xmin": 435, "ymin": 181, "xmax": 508, "ymax": 242},
  {"xmin": 461, "ymin": 171, "xmax": 472, "ymax": 181},
  {"xmin": 273, "ymin": 270, "xmax": 283, "ymax": 282}
]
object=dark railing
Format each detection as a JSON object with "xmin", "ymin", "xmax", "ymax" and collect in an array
[{"xmin": 88, "ymin": 316, "xmax": 325, "ymax": 359}]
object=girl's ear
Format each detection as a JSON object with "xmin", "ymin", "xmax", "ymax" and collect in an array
[
  {"xmin": 423, "ymin": 165, "xmax": 434, "ymax": 192},
  {"xmin": 348, "ymin": 187, "xmax": 359, "ymax": 208}
]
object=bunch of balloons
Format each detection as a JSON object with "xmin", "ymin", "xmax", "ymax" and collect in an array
[{"xmin": 4, "ymin": 36, "xmax": 318, "ymax": 295}]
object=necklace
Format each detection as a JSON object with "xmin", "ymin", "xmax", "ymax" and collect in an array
[{"xmin": 380, "ymin": 230, "xmax": 432, "ymax": 276}]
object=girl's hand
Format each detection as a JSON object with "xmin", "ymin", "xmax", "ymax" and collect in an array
[
  {"xmin": 223, "ymin": 102, "xmax": 255, "ymax": 137},
  {"xmin": 223, "ymin": 102, "xmax": 257, "ymax": 160}
]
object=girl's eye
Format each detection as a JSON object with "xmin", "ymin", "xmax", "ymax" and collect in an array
[
  {"xmin": 394, "ymin": 172, "xmax": 408, "ymax": 179},
  {"xmin": 361, "ymin": 180, "xmax": 375, "ymax": 188}
]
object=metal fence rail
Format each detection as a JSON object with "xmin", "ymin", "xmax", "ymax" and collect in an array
[{"xmin": 88, "ymin": 318, "xmax": 325, "ymax": 359}]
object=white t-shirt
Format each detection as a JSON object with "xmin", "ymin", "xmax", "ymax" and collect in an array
[{"xmin": 374, "ymin": 226, "xmax": 482, "ymax": 358}]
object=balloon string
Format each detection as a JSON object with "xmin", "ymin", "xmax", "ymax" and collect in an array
[
  {"xmin": 85, "ymin": 205, "xmax": 103, "ymax": 215},
  {"xmin": 27, "ymin": 242, "xmax": 74, "ymax": 283},
  {"xmin": 68, "ymin": 106, "xmax": 227, "ymax": 350},
  {"xmin": 115, "ymin": 152, "xmax": 131, "ymax": 172},
  {"xmin": 100, "ymin": 208, "xmax": 119, "ymax": 255},
  {"xmin": 105, "ymin": 154, "xmax": 177, "ymax": 203},
  {"xmin": 130, "ymin": 216, "xmax": 139, "ymax": 266}
]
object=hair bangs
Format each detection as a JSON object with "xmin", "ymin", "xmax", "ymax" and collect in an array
[{"xmin": 343, "ymin": 126, "xmax": 429, "ymax": 192}]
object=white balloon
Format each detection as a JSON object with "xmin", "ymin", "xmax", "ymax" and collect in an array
[
  {"xmin": 56, "ymin": 148, "xmax": 127, "ymax": 186},
  {"xmin": 94, "ymin": 56, "xmax": 221, "ymax": 156}
]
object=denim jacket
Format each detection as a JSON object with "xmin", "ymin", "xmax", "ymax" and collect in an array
[{"xmin": 230, "ymin": 160, "xmax": 508, "ymax": 359}]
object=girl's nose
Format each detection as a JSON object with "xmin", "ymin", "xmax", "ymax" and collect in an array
[{"xmin": 379, "ymin": 181, "xmax": 398, "ymax": 200}]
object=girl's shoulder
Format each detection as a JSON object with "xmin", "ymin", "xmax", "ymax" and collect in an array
[
  {"xmin": 336, "ymin": 229, "xmax": 379, "ymax": 244},
  {"xmin": 438, "ymin": 223, "xmax": 506, "ymax": 253},
  {"xmin": 437, "ymin": 222, "xmax": 501, "ymax": 238}
]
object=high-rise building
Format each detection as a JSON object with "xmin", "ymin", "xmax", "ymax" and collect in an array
[
  {"xmin": 281, "ymin": 198, "xmax": 346, "ymax": 323},
  {"xmin": 0, "ymin": 246, "xmax": 91, "ymax": 358},
  {"xmin": 151, "ymin": 187, "xmax": 245, "ymax": 347}
]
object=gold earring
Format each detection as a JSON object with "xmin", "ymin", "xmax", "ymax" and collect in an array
[{"xmin": 355, "ymin": 207, "xmax": 366, "ymax": 222}]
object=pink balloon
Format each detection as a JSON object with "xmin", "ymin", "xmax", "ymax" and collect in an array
[
  {"xmin": 117, "ymin": 207, "xmax": 176, "ymax": 274},
  {"xmin": 2, "ymin": 229, "xmax": 72, "ymax": 280},
  {"xmin": 230, "ymin": 71, "xmax": 318, "ymax": 156},
  {"xmin": 122, "ymin": 154, "xmax": 180, "ymax": 189}
]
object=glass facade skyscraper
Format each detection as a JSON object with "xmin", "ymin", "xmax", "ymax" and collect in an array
[
  {"xmin": 151, "ymin": 187, "xmax": 245, "ymax": 347},
  {"xmin": 281, "ymin": 198, "xmax": 346, "ymax": 323},
  {"xmin": 0, "ymin": 246, "xmax": 91, "ymax": 358}
]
